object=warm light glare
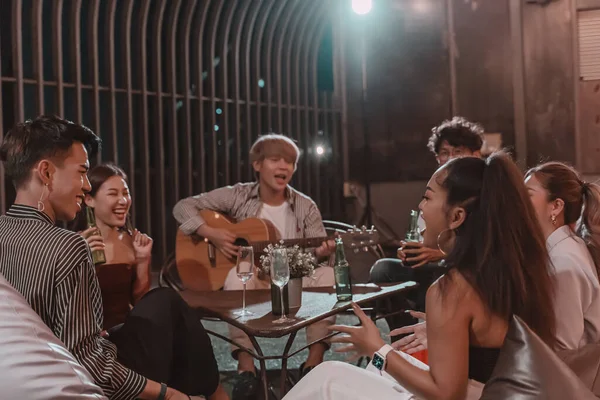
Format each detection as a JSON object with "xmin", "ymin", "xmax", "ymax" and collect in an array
[
  {"xmin": 316, "ymin": 145, "xmax": 325, "ymax": 156},
  {"xmin": 352, "ymin": 0, "xmax": 372, "ymax": 15}
]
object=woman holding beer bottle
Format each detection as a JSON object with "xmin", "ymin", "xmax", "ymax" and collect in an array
[{"xmin": 72, "ymin": 163, "xmax": 228, "ymax": 400}]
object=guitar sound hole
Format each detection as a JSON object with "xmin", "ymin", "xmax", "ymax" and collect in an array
[{"xmin": 234, "ymin": 238, "xmax": 250, "ymax": 247}]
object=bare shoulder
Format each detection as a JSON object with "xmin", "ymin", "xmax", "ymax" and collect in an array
[{"xmin": 426, "ymin": 270, "xmax": 476, "ymax": 323}]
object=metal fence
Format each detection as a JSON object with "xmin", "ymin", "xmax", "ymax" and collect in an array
[{"xmin": 0, "ymin": 0, "xmax": 343, "ymax": 265}]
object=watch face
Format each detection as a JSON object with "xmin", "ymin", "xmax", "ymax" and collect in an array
[{"xmin": 372, "ymin": 353, "xmax": 385, "ymax": 370}]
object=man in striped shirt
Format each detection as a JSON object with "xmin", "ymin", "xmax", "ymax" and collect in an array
[
  {"xmin": 0, "ymin": 116, "xmax": 189, "ymax": 400},
  {"xmin": 173, "ymin": 134, "xmax": 335, "ymax": 395}
]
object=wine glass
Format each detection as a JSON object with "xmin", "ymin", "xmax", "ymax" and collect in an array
[
  {"xmin": 234, "ymin": 246, "xmax": 254, "ymax": 317},
  {"xmin": 270, "ymin": 248, "xmax": 291, "ymax": 324}
]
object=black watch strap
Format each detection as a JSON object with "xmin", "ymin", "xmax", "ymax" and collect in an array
[{"xmin": 157, "ymin": 383, "xmax": 167, "ymax": 400}]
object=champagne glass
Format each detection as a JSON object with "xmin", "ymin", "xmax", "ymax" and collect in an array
[
  {"xmin": 234, "ymin": 246, "xmax": 254, "ymax": 317},
  {"xmin": 270, "ymin": 248, "xmax": 291, "ymax": 324}
]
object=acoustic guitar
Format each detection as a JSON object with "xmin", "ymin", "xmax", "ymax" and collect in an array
[{"xmin": 175, "ymin": 209, "xmax": 381, "ymax": 291}]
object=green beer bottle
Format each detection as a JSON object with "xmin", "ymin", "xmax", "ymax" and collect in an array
[
  {"xmin": 85, "ymin": 207, "xmax": 106, "ymax": 265},
  {"xmin": 333, "ymin": 237, "xmax": 352, "ymax": 301}
]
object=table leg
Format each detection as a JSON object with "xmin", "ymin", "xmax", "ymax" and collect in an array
[
  {"xmin": 248, "ymin": 334, "xmax": 270, "ymax": 399},
  {"xmin": 280, "ymin": 331, "xmax": 297, "ymax": 397}
]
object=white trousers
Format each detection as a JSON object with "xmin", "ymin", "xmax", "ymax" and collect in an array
[{"xmin": 283, "ymin": 353, "xmax": 484, "ymax": 400}]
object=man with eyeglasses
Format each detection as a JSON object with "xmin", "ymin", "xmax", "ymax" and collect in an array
[{"xmin": 369, "ymin": 117, "xmax": 484, "ymax": 336}]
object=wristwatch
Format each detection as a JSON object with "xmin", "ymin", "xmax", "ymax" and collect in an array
[
  {"xmin": 157, "ymin": 383, "xmax": 167, "ymax": 400},
  {"xmin": 371, "ymin": 344, "xmax": 394, "ymax": 372}
]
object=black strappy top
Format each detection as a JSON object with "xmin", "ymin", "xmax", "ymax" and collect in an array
[{"xmin": 468, "ymin": 346, "xmax": 501, "ymax": 383}]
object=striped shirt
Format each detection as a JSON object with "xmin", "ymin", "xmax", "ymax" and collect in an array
[
  {"xmin": 0, "ymin": 205, "xmax": 145, "ymax": 399},
  {"xmin": 173, "ymin": 182, "xmax": 326, "ymax": 240}
]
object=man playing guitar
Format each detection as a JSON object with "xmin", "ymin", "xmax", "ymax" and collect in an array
[{"xmin": 173, "ymin": 134, "xmax": 335, "ymax": 398}]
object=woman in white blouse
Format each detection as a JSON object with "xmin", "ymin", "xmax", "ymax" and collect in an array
[{"xmin": 525, "ymin": 161, "xmax": 600, "ymax": 350}]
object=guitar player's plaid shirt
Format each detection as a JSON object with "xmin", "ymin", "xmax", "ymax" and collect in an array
[{"xmin": 173, "ymin": 182, "xmax": 327, "ymax": 240}]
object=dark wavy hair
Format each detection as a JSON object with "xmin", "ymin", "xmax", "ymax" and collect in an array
[
  {"xmin": 427, "ymin": 116, "xmax": 484, "ymax": 155},
  {"xmin": 438, "ymin": 151, "xmax": 556, "ymax": 347}
]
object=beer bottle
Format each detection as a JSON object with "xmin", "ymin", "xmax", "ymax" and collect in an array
[
  {"xmin": 85, "ymin": 207, "xmax": 106, "ymax": 265},
  {"xmin": 333, "ymin": 237, "xmax": 352, "ymax": 301}
]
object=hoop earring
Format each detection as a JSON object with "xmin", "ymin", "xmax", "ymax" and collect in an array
[
  {"xmin": 551, "ymin": 215, "xmax": 557, "ymax": 226},
  {"xmin": 37, "ymin": 184, "xmax": 48, "ymax": 213},
  {"xmin": 437, "ymin": 228, "xmax": 453, "ymax": 256}
]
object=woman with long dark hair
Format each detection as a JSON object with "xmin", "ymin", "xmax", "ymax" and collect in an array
[
  {"xmin": 284, "ymin": 152, "xmax": 556, "ymax": 400},
  {"xmin": 74, "ymin": 164, "xmax": 228, "ymax": 400}
]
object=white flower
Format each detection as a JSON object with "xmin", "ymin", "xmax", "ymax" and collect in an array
[{"xmin": 259, "ymin": 242, "xmax": 316, "ymax": 279}]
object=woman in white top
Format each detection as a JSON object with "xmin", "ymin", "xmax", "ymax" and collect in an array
[{"xmin": 525, "ymin": 161, "xmax": 600, "ymax": 350}]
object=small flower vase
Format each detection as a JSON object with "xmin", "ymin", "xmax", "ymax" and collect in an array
[
  {"xmin": 287, "ymin": 278, "xmax": 303, "ymax": 309},
  {"xmin": 271, "ymin": 283, "xmax": 289, "ymax": 316}
]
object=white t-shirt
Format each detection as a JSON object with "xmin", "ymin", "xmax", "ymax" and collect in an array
[{"xmin": 259, "ymin": 202, "xmax": 294, "ymax": 240}]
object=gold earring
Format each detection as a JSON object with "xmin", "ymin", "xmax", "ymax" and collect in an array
[
  {"xmin": 551, "ymin": 215, "xmax": 557, "ymax": 226},
  {"xmin": 37, "ymin": 184, "xmax": 48, "ymax": 212},
  {"xmin": 437, "ymin": 229, "xmax": 453, "ymax": 256}
]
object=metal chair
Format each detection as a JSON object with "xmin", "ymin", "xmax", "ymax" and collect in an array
[{"xmin": 158, "ymin": 252, "xmax": 184, "ymax": 292}]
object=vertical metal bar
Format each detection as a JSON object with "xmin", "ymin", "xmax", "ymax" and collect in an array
[
  {"xmin": 70, "ymin": 0, "xmax": 84, "ymax": 122},
  {"xmin": 32, "ymin": 0, "xmax": 45, "ymax": 115},
  {"xmin": 209, "ymin": 0, "xmax": 226, "ymax": 188},
  {"xmin": 310, "ymin": 19, "xmax": 328, "ymax": 208},
  {"xmin": 322, "ymin": 92, "xmax": 331, "ymax": 216},
  {"xmin": 301, "ymin": 4, "xmax": 325, "ymax": 196},
  {"xmin": 151, "ymin": 0, "xmax": 169, "ymax": 263},
  {"xmin": 446, "ymin": 0, "xmax": 458, "ymax": 115},
  {"xmin": 243, "ymin": 0, "xmax": 267, "ymax": 181},
  {"xmin": 106, "ymin": 0, "xmax": 118, "ymax": 163},
  {"xmin": 219, "ymin": 1, "xmax": 238, "ymax": 185},
  {"xmin": 181, "ymin": 0, "xmax": 198, "ymax": 197},
  {"xmin": 166, "ymin": 0, "xmax": 183, "ymax": 202},
  {"xmin": 249, "ymin": 0, "xmax": 275, "ymax": 178},
  {"xmin": 290, "ymin": 2, "xmax": 321, "ymax": 189},
  {"xmin": 88, "ymin": 0, "xmax": 101, "ymax": 161},
  {"xmin": 122, "ymin": 0, "xmax": 135, "ymax": 217},
  {"xmin": 274, "ymin": 0, "xmax": 303, "ymax": 134},
  {"xmin": 509, "ymin": 0, "xmax": 527, "ymax": 168},
  {"xmin": 192, "ymin": 1, "xmax": 211, "ymax": 193},
  {"xmin": 232, "ymin": 0, "xmax": 253, "ymax": 183},
  {"xmin": 330, "ymin": 92, "xmax": 341, "ymax": 220},
  {"xmin": 285, "ymin": 1, "xmax": 313, "ymax": 138},
  {"xmin": 264, "ymin": 0, "xmax": 288, "ymax": 133},
  {"xmin": 333, "ymin": 5, "xmax": 350, "ymax": 183},
  {"xmin": 52, "ymin": 0, "xmax": 65, "ymax": 117},
  {"xmin": 12, "ymin": 0, "xmax": 25, "ymax": 122},
  {"xmin": 138, "ymin": 0, "xmax": 152, "ymax": 234}
]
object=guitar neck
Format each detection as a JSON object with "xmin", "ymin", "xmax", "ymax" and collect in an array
[{"xmin": 251, "ymin": 237, "xmax": 328, "ymax": 254}]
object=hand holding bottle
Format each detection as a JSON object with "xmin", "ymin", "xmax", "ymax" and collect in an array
[{"xmin": 80, "ymin": 227, "xmax": 106, "ymax": 253}]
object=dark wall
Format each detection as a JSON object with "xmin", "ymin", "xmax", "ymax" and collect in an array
[
  {"xmin": 523, "ymin": 0, "xmax": 576, "ymax": 166},
  {"xmin": 339, "ymin": 0, "xmax": 581, "ymax": 184}
]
